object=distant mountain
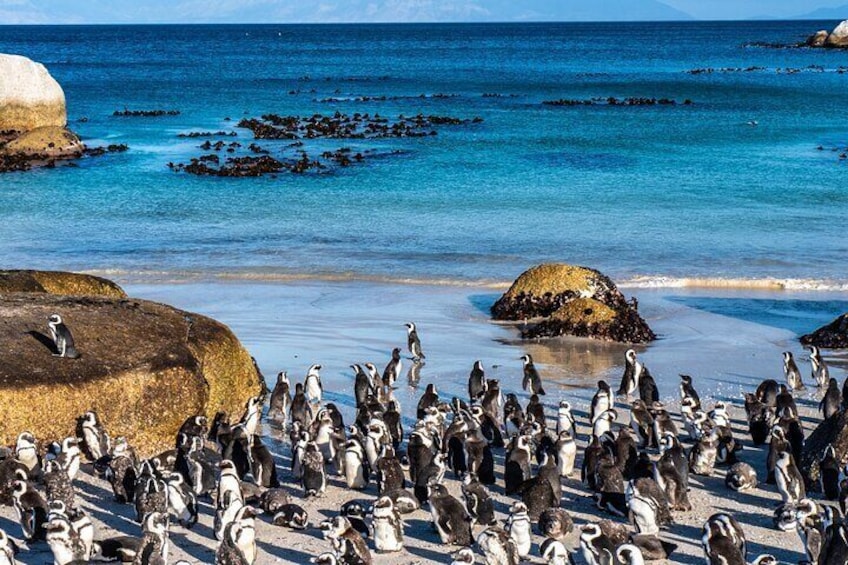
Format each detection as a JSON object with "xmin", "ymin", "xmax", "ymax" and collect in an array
[
  {"xmin": 793, "ymin": 4, "xmax": 848, "ymax": 20},
  {"xmin": 466, "ymin": 0, "xmax": 694, "ymax": 22}
]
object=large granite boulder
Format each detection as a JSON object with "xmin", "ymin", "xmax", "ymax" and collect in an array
[
  {"xmin": 800, "ymin": 313, "xmax": 848, "ymax": 348},
  {"xmin": 492, "ymin": 264, "xmax": 655, "ymax": 343},
  {"xmin": 826, "ymin": 20, "xmax": 848, "ymax": 47},
  {"xmin": 0, "ymin": 54, "xmax": 66, "ymax": 132},
  {"xmin": 801, "ymin": 410, "xmax": 848, "ymax": 490},
  {"xmin": 0, "ymin": 275, "xmax": 263, "ymax": 456},
  {"xmin": 0, "ymin": 270, "xmax": 126, "ymax": 298}
]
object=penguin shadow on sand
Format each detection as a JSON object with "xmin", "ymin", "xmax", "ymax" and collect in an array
[
  {"xmin": 26, "ymin": 329, "xmax": 58, "ymax": 354},
  {"xmin": 171, "ymin": 529, "xmax": 217, "ymax": 563},
  {"xmin": 663, "ymin": 524, "xmax": 708, "ymax": 565},
  {"xmin": 257, "ymin": 539, "xmax": 318, "ymax": 563},
  {"xmin": 406, "ymin": 542, "xmax": 455, "ymax": 562}
]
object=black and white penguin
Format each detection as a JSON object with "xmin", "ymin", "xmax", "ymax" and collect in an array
[
  {"xmin": 428, "ymin": 482, "xmax": 472, "ymax": 546},
  {"xmin": 76, "ymin": 411, "xmax": 110, "ymax": 462},
  {"xmin": 725, "ymin": 462, "xmax": 757, "ymax": 492},
  {"xmin": 165, "ymin": 472, "xmax": 197, "ymax": 529},
  {"xmin": 477, "ymin": 527, "xmax": 520, "ymax": 565},
  {"xmin": 464, "ymin": 425, "xmax": 495, "ymax": 485},
  {"xmin": 630, "ymin": 400, "xmax": 655, "ymax": 448},
  {"xmin": 821, "ymin": 378, "xmax": 842, "ymax": 420},
  {"xmin": 775, "ymin": 451, "xmax": 805, "ymax": 504},
  {"xmin": 618, "ymin": 349, "xmax": 641, "ymax": 397},
  {"xmin": 344, "ymin": 435, "xmax": 370, "ymax": 490},
  {"xmin": 53, "ymin": 437, "xmax": 82, "ymax": 482},
  {"xmin": 629, "ymin": 534, "xmax": 677, "ymax": 561},
  {"xmin": 756, "ymin": 379, "xmax": 780, "ymax": 408},
  {"xmin": 555, "ymin": 429, "xmax": 577, "ymax": 478},
  {"xmin": 47, "ymin": 314, "xmax": 80, "ymax": 358},
  {"xmin": 11, "ymin": 479, "xmax": 47, "ymax": 541},
  {"xmin": 370, "ymin": 496, "xmax": 404, "ymax": 553},
  {"xmin": 626, "ymin": 478, "xmax": 672, "ymax": 535},
  {"xmin": 272, "ymin": 503, "xmax": 308, "ymax": 529},
  {"xmin": 340, "ymin": 500, "xmax": 371, "ymax": 540},
  {"xmin": 304, "ymin": 363, "xmax": 323, "ymax": 406},
  {"xmin": 450, "ymin": 548, "xmax": 476, "ymax": 565},
  {"xmin": 702, "ymin": 513, "xmax": 746, "ymax": 565},
  {"xmin": 503, "ymin": 393, "xmax": 525, "ymax": 437},
  {"xmin": 592, "ymin": 409, "xmax": 618, "ymax": 440},
  {"xmin": 579, "ymin": 523, "xmax": 618, "ymax": 565},
  {"xmin": 268, "ymin": 371, "xmax": 292, "ymax": 425},
  {"xmin": 481, "ymin": 379, "xmax": 503, "ymax": 423},
  {"xmin": 460, "ymin": 474, "xmax": 495, "ymax": 526},
  {"xmin": 504, "ymin": 435, "xmax": 532, "ymax": 495},
  {"xmin": 327, "ymin": 515, "xmax": 373, "ymax": 565},
  {"xmin": 290, "ymin": 383, "xmax": 312, "ymax": 428},
  {"xmin": 249, "ymin": 434, "xmax": 279, "ymax": 488},
  {"xmin": 766, "ymin": 426, "xmax": 789, "ymax": 484},
  {"xmin": 783, "ymin": 351, "xmax": 805, "ymax": 391},
  {"xmin": 134, "ymin": 473, "xmax": 167, "ymax": 524},
  {"xmin": 809, "ymin": 345, "xmax": 830, "ymax": 388},
  {"xmin": 520, "ymin": 354, "xmax": 546, "ymax": 395},
  {"xmin": 679, "ymin": 374, "xmax": 701, "ymax": 410},
  {"xmin": 505, "ymin": 501, "xmax": 532, "ymax": 559},
  {"xmin": 375, "ymin": 445, "xmax": 405, "ymax": 495},
  {"xmin": 416, "ymin": 383, "xmax": 439, "ymax": 419},
  {"xmin": 742, "ymin": 392, "xmax": 771, "ymax": 446},
  {"xmin": 14, "ymin": 432, "xmax": 40, "ymax": 482},
  {"xmin": 556, "ymin": 400, "xmax": 576, "ymax": 438},
  {"xmin": 652, "ymin": 404, "xmax": 678, "ymax": 440},
  {"xmin": 590, "ymin": 381, "xmax": 614, "ymax": 423},
  {"xmin": 405, "ymin": 322, "xmax": 425, "ymax": 362},
  {"xmin": 44, "ymin": 515, "xmax": 88, "ymax": 565},
  {"xmin": 616, "ymin": 544, "xmax": 646, "ymax": 565},
  {"xmin": 689, "ymin": 429, "xmax": 718, "ymax": 476},
  {"xmin": 820, "ymin": 444, "xmax": 841, "ymax": 500},
  {"xmin": 654, "ymin": 454, "xmax": 690, "ymax": 511},
  {"xmin": 383, "ymin": 348, "xmax": 403, "ymax": 389},
  {"xmin": 469, "ymin": 360, "xmax": 487, "ymax": 399},
  {"xmin": 43, "ymin": 460, "xmax": 76, "ymax": 512},
  {"xmin": 414, "ymin": 452, "xmax": 446, "ymax": 504},
  {"xmin": 539, "ymin": 537, "xmax": 568, "ymax": 565},
  {"xmin": 302, "ymin": 442, "xmax": 326, "ymax": 497},
  {"xmin": 351, "ymin": 365, "xmax": 373, "ymax": 408},
  {"xmin": 538, "ymin": 508, "xmax": 573, "ymax": 540}
]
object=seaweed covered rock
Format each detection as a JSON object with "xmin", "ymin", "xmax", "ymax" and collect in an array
[
  {"xmin": 492, "ymin": 264, "xmax": 654, "ymax": 343},
  {"xmin": 800, "ymin": 410, "xmax": 848, "ymax": 490},
  {"xmin": 0, "ymin": 270, "xmax": 126, "ymax": 298},
  {"xmin": 0, "ymin": 289, "xmax": 263, "ymax": 456},
  {"xmin": 800, "ymin": 313, "xmax": 848, "ymax": 349}
]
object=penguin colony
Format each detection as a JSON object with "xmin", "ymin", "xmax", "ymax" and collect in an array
[{"xmin": 0, "ymin": 316, "xmax": 844, "ymax": 564}]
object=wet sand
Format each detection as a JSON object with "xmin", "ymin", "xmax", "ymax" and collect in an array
[{"xmin": 3, "ymin": 279, "xmax": 848, "ymax": 564}]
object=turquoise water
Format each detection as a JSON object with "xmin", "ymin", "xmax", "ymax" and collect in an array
[{"xmin": 1, "ymin": 22, "xmax": 847, "ymax": 286}]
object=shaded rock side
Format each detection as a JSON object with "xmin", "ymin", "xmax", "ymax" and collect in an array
[
  {"xmin": 491, "ymin": 263, "xmax": 654, "ymax": 343},
  {"xmin": 800, "ymin": 313, "xmax": 848, "ymax": 349},
  {"xmin": 807, "ymin": 30, "xmax": 829, "ymax": 47},
  {"xmin": 0, "ymin": 270, "xmax": 126, "ymax": 299},
  {"xmin": 2, "ymin": 126, "xmax": 84, "ymax": 159},
  {"xmin": 0, "ymin": 53, "xmax": 66, "ymax": 132},
  {"xmin": 800, "ymin": 410, "xmax": 848, "ymax": 490},
  {"xmin": 0, "ymin": 293, "xmax": 263, "ymax": 456}
]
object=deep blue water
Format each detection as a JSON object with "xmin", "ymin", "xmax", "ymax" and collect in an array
[{"xmin": 1, "ymin": 22, "xmax": 847, "ymax": 287}]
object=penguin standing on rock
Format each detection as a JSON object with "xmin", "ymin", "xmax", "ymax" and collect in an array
[
  {"xmin": 48, "ymin": 314, "xmax": 80, "ymax": 358},
  {"xmin": 783, "ymin": 352, "xmax": 805, "ymax": 391},
  {"xmin": 520, "ymin": 354, "xmax": 546, "ymax": 395},
  {"xmin": 405, "ymin": 323, "xmax": 425, "ymax": 362}
]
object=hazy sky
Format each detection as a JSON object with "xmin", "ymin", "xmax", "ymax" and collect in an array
[{"xmin": 0, "ymin": 0, "xmax": 846, "ymax": 24}]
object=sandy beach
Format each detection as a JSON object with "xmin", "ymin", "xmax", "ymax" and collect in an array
[{"xmin": 0, "ymin": 278, "xmax": 842, "ymax": 564}]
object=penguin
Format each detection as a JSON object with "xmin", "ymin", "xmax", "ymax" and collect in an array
[
  {"xmin": 725, "ymin": 462, "xmax": 757, "ymax": 492},
  {"xmin": 0, "ymin": 529, "xmax": 18, "ymax": 565},
  {"xmin": 375, "ymin": 446, "xmax": 405, "ymax": 495},
  {"xmin": 310, "ymin": 553, "xmax": 338, "ymax": 565},
  {"xmin": 579, "ymin": 523, "xmax": 619, "ymax": 565},
  {"xmin": 464, "ymin": 425, "xmax": 495, "ymax": 485},
  {"xmin": 658, "ymin": 432, "xmax": 688, "ymax": 486},
  {"xmin": 477, "ymin": 527, "xmax": 520, "ymax": 565},
  {"xmin": 177, "ymin": 415, "xmax": 208, "ymax": 444},
  {"xmin": 414, "ymin": 452, "xmax": 446, "ymax": 504},
  {"xmin": 481, "ymin": 379, "xmax": 503, "ymax": 423},
  {"xmin": 590, "ymin": 381, "xmax": 614, "ymax": 423},
  {"xmin": 383, "ymin": 348, "xmax": 403, "ymax": 389},
  {"xmin": 756, "ymin": 379, "xmax": 780, "ymax": 407},
  {"xmin": 654, "ymin": 455, "xmax": 690, "ymax": 511},
  {"xmin": 520, "ymin": 354, "xmax": 546, "ymax": 395},
  {"xmin": 820, "ymin": 444, "xmax": 841, "ymax": 500},
  {"xmin": 11, "ymin": 479, "xmax": 47, "ymax": 541},
  {"xmin": 301, "ymin": 442, "xmax": 326, "ymax": 497},
  {"xmin": 626, "ymin": 478, "xmax": 672, "ymax": 535},
  {"xmin": 616, "ymin": 544, "xmax": 646, "ymax": 565},
  {"xmin": 504, "ymin": 435, "xmax": 532, "ymax": 495},
  {"xmin": 540, "ymin": 538, "xmax": 569, "ymax": 565},
  {"xmin": 255, "ymin": 488, "xmax": 288, "ymax": 516},
  {"xmin": 638, "ymin": 371, "xmax": 659, "ymax": 404},
  {"xmin": 344, "ymin": 436, "xmax": 370, "ymax": 490},
  {"xmin": 405, "ymin": 322, "xmax": 425, "ymax": 362},
  {"xmin": 45, "ymin": 516, "xmax": 88, "ymax": 565},
  {"xmin": 47, "ymin": 314, "xmax": 80, "ymax": 358},
  {"xmin": 702, "ymin": 513, "xmax": 746, "ymax": 565},
  {"xmin": 382, "ymin": 400, "xmax": 403, "ymax": 451},
  {"xmin": 290, "ymin": 383, "xmax": 312, "ymax": 427},
  {"xmin": 555, "ymin": 429, "xmax": 577, "ymax": 478},
  {"xmin": 352, "ymin": 365, "xmax": 374, "ymax": 408},
  {"xmin": 689, "ymin": 429, "xmax": 718, "ymax": 476},
  {"xmin": 783, "ymin": 351, "xmax": 804, "ymax": 391},
  {"xmin": 630, "ymin": 400, "xmax": 655, "ymax": 448},
  {"xmin": 272, "ymin": 503, "xmax": 308, "ymax": 529},
  {"xmin": 809, "ymin": 345, "xmax": 829, "ymax": 388},
  {"xmin": 629, "ymin": 534, "xmax": 677, "ymax": 561},
  {"xmin": 268, "ymin": 372, "xmax": 292, "ymax": 425},
  {"xmin": 526, "ymin": 394, "xmax": 546, "ymax": 428},
  {"xmin": 503, "ymin": 393, "xmax": 525, "ymax": 437},
  {"xmin": 775, "ymin": 451, "xmax": 805, "ymax": 504},
  {"xmin": 76, "ymin": 411, "xmax": 110, "ymax": 462},
  {"xmin": 216, "ymin": 518, "xmax": 249, "ymax": 565},
  {"xmin": 616, "ymin": 427, "xmax": 640, "ymax": 480},
  {"xmin": 505, "ymin": 501, "xmax": 532, "ymax": 559},
  {"xmin": 134, "ymin": 473, "xmax": 167, "ymax": 524},
  {"xmin": 165, "ymin": 472, "xmax": 197, "ymax": 529},
  {"xmin": 248, "ymin": 434, "xmax": 279, "ymax": 488},
  {"xmin": 617, "ymin": 348, "xmax": 641, "ymax": 397},
  {"xmin": 13, "ymin": 432, "xmax": 40, "ymax": 482},
  {"xmin": 218, "ymin": 460, "xmax": 245, "ymax": 512},
  {"xmin": 370, "ymin": 496, "xmax": 404, "ymax": 553},
  {"xmin": 229, "ymin": 505, "xmax": 259, "ymax": 565},
  {"xmin": 652, "ymin": 404, "xmax": 678, "ymax": 440},
  {"xmin": 417, "ymin": 383, "xmax": 439, "ymax": 419},
  {"xmin": 469, "ymin": 360, "xmax": 487, "ymax": 399},
  {"xmin": 54, "ymin": 437, "xmax": 82, "ymax": 482},
  {"xmin": 428, "ymin": 482, "xmax": 472, "ymax": 546},
  {"xmin": 538, "ymin": 508, "xmax": 573, "ymax": 540},
  {"xmin": 592, "ymin": 409, "xmax": 618, "ymax": 440},
  {"xmin": 325, "ymin": 515, "xmax": 372, "ymax": 565},
  {"xmin": 451, "ymin": 548, "xmax": 476, "ymax": 565},
  {"xmin": 582, "ymin": 434, "xmax": 605, "ymax": 491},
  {"xmin": 821, "ymin": 378, "xmax": 842, "ymax": 420},
  {"xmin": 340, "ymin": 500, "xmax": 371, "ymax": 540},
  {"xmin": 593, "ymin": 453, "xmax": 627, "ymax": 516},
  {"xmin": 679, "ymin": 374, "xmax": 701, "ymax": 410},
  {"xmin": 556, "ymin": 400, "xmax": 576, "ymax": 438},
  {"xmin": 461, "ymin": 473, "xmax": 496, "ymax": 526},
  {"xmin": 766, "ymin": 426, "xmax": 789, "ymax": 484},
  {"xmin": 304, "ymin": 363, "xmax": 323, "ymax": 406},
  {"xmin": 742, "ymin": 392, "xmax": 771, "ymax": 446},
  {"xmin": 43, "ymin": 460, "xmax": 76, "ymax": 511}
]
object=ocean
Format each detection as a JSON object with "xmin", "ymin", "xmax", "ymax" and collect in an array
[{"xmin": 1, "ymin": 21, "xmax": 847, "ymax": 289}]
